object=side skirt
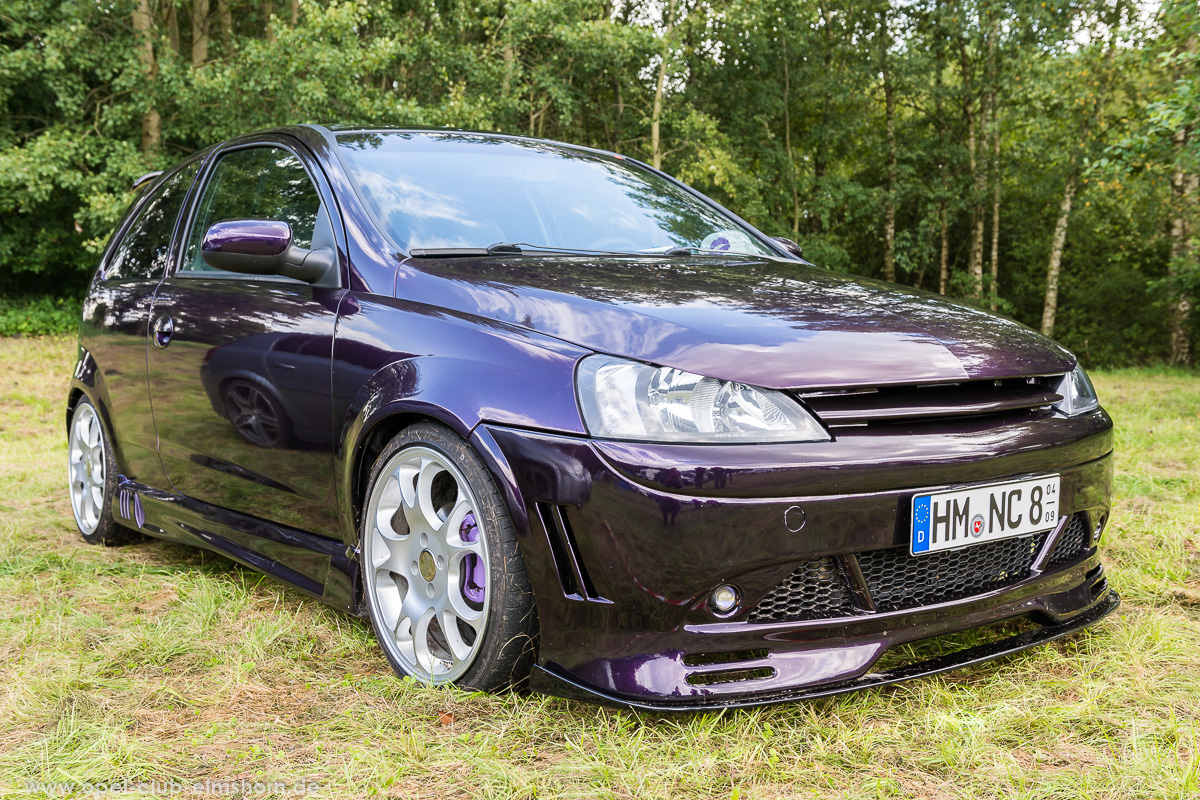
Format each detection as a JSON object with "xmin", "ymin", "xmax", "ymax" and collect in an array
[{"xmin": 115, "ymin": 477, "xmax": 360, "ymax": 614}]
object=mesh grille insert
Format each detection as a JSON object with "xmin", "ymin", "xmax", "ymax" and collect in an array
[
  {"xmin": 748, "ymin": 513, "xmax": 1093, "ymax": 623},
  {"xmin": 858, "ymin": 532, "xmax": 1048, "ymax": 613},
  {"xmin": 747, "ymin": 557, "xmax": 856, "ymax": 622},
  {"xmin": 1046, "ymin": 513, "xmax": 1090, "ymax": 569}
]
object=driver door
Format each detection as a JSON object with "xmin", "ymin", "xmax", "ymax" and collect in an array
[{"xmin": 147, "ymin": 138, "xmax": 344, "ymax": 538}]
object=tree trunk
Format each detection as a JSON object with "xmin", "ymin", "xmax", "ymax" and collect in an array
[
  {"xmin": 133, "ymin": 0, "xmax": 160, "ymax": 154},
  {"xmin": 960, "ymin": 39, "xmax": 985, "ymax": 299},
  {"xmin": 192, "ymin": 0, "xmax": 210, "ymax": 66},
  {"xmin": 1041, "ymin": 155, "xmax": 1077, "ymax": 338},
  {"xmin": 935, "ymin": 24, "xmax": 948, "ymax": 295},
  {"xmin": 987, "ymin": 16, "xmax": 1000, "ymax": 309},
  {"xmin": 989, "ymin": 114, "xmax": 1000, "ymax": 309},
  {"xmin": 650, "ymin": 13, "xmax": 674, "ymax": 171},
  {"xmin": 782, "ymin": 35, "xmax": 800, "ymax": 237},
  {"xmin": 650, "ymin": 55, "xmax": 666, "ymax": 170},
  {"xmin": 1167, "ymin": 33, "xmax": 1197, "ymax": 365},
  {"xmin": 1041, "ymin": 30, "xmax": 1115, "ymax": 339},
  {"xmin": 291, "ymin": 0, "xmax": 299, "ymax": 26},
  {"xmin": 216, "ymin": 0, "xmax": 233, "ymax": 39},
  {"xmin": 939, "ymin": 201, "xmax": 949, "ymax": 295},
  {"xmin": 265, "ymin": 0, "xmax": 274, "ymax": 40},
  {"xmin": 882, "ymin": 10, "xmax": 896, "ymax": 283},
  {"xmin": 811, "ymin": 5, "xmax": 834, "ymax": 236},
  {"xmin": 166, "ymin": 2, "xmax": 181, "ymax": 54},
  {"xmin": 1168, "ymin": 135, "xmax": 1196, "ymax": 365}
]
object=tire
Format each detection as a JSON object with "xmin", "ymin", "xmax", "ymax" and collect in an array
[
  {"xmin": 67, "ymin": 397, "xmax": 138, "ymax": 546},
  {"xmin": 360, "ymin": 421, "xmax": 537, "ymax": 690}
]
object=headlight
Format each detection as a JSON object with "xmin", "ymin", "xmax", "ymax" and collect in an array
[
  {"xmin": 575, "ymin": 355, "xmax": 830, "ymax": 444},
  {"xmin": 1053, "ymin": 363, "xmax": 1100, "ymax": 416}
]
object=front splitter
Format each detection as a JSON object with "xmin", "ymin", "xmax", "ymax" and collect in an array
[{"xmin": 533, "ymin": 591, "xmax": 1121, "ymax": 712}]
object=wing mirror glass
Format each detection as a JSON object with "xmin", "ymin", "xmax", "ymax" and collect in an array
[{"xmin": 201, "ymin": 219, "xmax": 335, "ymax": 284}]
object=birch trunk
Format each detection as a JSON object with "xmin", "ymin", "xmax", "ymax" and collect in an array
[
  {"xmin": 650, "ymin": 54, "xmax": 666, "ymax": 170},
  {"xmin": 1168, "ymin": 140, "xmax": 1196, "ymax": 365},
  {"xmin": 958, "ymin": 38, "xmax": 986, "ymax": 299},
  {"xmin": 649, "ymin": 6, "xmax": 677, "ymax": 171},
  {"xmin": 782, "ymin": 35, "xmax": 800, "ymax": 236},
  {"xmin": 1167, "ymin": 34, "xmax": 1197, "ymax": 365},
  {"xmin": 987, "ymin": 18, "xmax": 1000, "ymax": 309},
  {"xmin": 1041, "ymin": 155, "xmax": 1077, "ymax": 337},
  {"xmin": 882, "ymin": 12, "xmax": 896, "ymax": 283}
]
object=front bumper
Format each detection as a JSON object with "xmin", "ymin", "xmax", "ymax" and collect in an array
[
  {"xmin": 476, "ymin": 408, "xmax": 1115, "ymax": 709},
  {"xmin": 536, "ymin": 590, "xmax": 1120, "ymax": 711}
]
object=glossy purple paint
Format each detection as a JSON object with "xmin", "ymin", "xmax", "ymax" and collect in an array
[
  {"xmin": 67, "ymin": 124, "xmax": 1117, "ymax": 710},
  {"xmin": 201, "ymin": 219, "xmax": 292, "ymax": 257}
]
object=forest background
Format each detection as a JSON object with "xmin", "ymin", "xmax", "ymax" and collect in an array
[{"xmin": 1, "ymin": 0, "xmax": 1197, "ymax": 367}]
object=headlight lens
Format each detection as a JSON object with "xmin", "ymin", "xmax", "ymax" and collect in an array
[
  {"xmin": 575, "ymin": 355, "xmax": 830, "ymax": 443},
  {"xmin": 1053, "ymin": 363, "xmax": 1100, "ymax": 416}
]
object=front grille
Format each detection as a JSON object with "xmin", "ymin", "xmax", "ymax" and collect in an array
[
  {"xmin": 749, "ymin": 513, "xmax": 1092, "ymax": 623},
  {"xmin": 1046, "ymin": 513, "xmax": 1090, "ymax": 568},
  {"xmin": 747, "ymin": 558, "xmax": 856, "ymax": 622},
  {"xmin": 797, "ymin": 376, "xmax": 1062, "ymax": 427},
  {"xmin": 858, "ymin": 532, "xmax": 1048, "ymax": 613}
]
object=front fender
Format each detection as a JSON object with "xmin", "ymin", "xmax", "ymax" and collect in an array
[{"xmin": 331, "ymin": 292, "xmax": 591, "ymax": 545}]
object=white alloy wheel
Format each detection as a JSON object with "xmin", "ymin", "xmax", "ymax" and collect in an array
[
  {"xmin": 68, "ymin": 402, "xmax": 107, "ymax": 535},
  {"xmin": 363, "ymin": 444, "xmax": 492, "ymax": 683}
]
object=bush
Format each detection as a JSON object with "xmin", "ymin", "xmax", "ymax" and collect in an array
[{"xmin": 0, "ymin": 295, "xmax": 80, "ymax": 337}]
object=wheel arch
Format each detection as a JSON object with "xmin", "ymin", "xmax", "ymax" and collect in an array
[{"xmin": 337, "ymin": 352, "xmax": 571, "ymax": 548}]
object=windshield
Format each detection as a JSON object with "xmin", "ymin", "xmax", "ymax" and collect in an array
[{"xmin": 332, "ymin": 132, "xmax": 774, "ymax": 257}]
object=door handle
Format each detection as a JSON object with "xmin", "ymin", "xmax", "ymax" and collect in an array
[{"xmin": 152, "ymin": 315, "xmax": 174, "ymax": 349}]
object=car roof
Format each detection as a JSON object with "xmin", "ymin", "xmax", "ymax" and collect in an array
[{"xmin": 287, "ymin": 123, "xmax": 639, "ymax": 167}]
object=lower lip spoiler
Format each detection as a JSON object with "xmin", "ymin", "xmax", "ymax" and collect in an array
[{"xmin": 534, "ymin": 591, "xmax": 1121, "ymax": 712}]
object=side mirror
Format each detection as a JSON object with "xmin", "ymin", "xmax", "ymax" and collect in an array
[
  {"xmin": 201, "ymin": 219, "xmax": 335, "ymax": 284},
  {"xmin": 773, "ymin": 236, "xmax": 804, "ymax": 259}
]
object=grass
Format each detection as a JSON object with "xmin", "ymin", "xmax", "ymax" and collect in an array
[{"xmin": 1, "ymin": 335, "xmax": 1197, "ymax": 799}]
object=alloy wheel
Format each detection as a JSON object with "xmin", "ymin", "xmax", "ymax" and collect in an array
[
  {"xmin": 68, "ymin": 402, "xmax": 106, "ymax": 535},
  {"xmin": 363, "ymin": 445, "xmax": 491, "ymax": 683}
]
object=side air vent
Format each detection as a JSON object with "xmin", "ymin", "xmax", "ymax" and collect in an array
[{"xmin": 534, "ymin": 503, "xmax": 609, "ymax": 603}]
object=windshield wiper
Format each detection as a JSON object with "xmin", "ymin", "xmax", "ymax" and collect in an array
[
  {"xmin": 655, "ymin": 245, "xmax": 763, "ymax": 257},
  {"xmin": 409, "ymin": 242, "xmax": 631, "ymax": 258}
]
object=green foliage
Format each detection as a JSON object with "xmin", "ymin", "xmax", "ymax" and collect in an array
[
  {"xmin": 0, "ymin": 0, "xmax": 1196, "ymax": 363},
  {"xmin": 0, "ymin": 294, "xmax": 80, "ymax": 337}
]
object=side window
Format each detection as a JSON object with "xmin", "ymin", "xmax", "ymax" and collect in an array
[
  {"xmin": 182, "ymin": 146, "xmax": 323, "ymax": 274},
  {"xmin": 104, "ymin": 162, "xmax": 199, "ymax": 281}
]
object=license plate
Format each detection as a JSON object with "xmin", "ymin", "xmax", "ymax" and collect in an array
[{"xmin": 910, "ymin": 475, "xmax": 1060, "ymax": 555}]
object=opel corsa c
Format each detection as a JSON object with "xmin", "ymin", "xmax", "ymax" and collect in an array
[{"xmin": 66, "ymin": 125, "xmax": 1118, "ymax": 709}]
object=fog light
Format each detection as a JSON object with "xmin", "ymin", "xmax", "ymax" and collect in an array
[{"xmin": 710, "ymin": 584, "xmax": 741, "ymax": 616}]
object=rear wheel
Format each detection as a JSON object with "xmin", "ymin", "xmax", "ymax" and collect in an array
[
  {"xmin": 360, "ymin": 422, "xmax": 537, "ymax": 690},
  {"xmin": 68, "ymin": 397, "xmax": 137, "ymax": 546}
]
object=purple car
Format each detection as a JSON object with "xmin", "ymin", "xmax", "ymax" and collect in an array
[{"xmin": 67, "ymin": 126, "xmax": 1117, "ymax": 710}]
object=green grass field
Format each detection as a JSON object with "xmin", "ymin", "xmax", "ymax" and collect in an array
[{"xmin": 1, "ymin": 335, "xmax": 1197, "ymax": 799}]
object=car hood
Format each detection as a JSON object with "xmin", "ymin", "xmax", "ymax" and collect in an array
[{"xmin": 395, "ymin": 255, "xmax": 1075, "ymax": 390}]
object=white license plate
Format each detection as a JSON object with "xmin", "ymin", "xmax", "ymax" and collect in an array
[{"xmin": 910, "ymin": 475, "xmax": 1060, "ymax": 555}]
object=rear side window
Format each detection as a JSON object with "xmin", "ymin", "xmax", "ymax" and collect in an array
[
  {"xmin": 104, "ymin": 162, "xmax": 199, "ymax": 281},
  {"xmin": 181, "ymin": 146, "xmax": 323, "ymax": 274}
]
